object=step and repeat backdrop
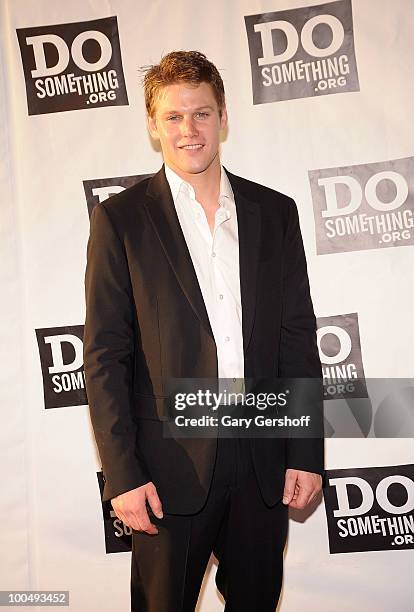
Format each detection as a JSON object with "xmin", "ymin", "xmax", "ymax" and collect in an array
[{"xmin": 1, "ymin": 0, "xmax": 413, "ymax": 610}]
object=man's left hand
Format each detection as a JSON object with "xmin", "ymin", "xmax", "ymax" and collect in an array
[{"xmin": 282, "ymin": 469, "xmax": 322, "ymax": 509}]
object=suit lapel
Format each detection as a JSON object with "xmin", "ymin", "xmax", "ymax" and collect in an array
[
  {"xmin": 226, "ymin": 170, "xmax": 261, "ymax": 354},
  {"xmin": 145, "ymin": 167, "xmax": 214, "ymax": 340},
  {"xmin": 144, "ymin": 166, "xmax": 261, "ymax": 354}
]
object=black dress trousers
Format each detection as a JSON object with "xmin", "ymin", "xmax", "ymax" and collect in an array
[{"xmin": 130, "ymin": 436, "xmax": 289, "ymax": 612}]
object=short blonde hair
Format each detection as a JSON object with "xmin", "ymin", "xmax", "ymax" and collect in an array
[{"xmin": 143, "ymin": 50, "xmax": 225, "ymax": 117}]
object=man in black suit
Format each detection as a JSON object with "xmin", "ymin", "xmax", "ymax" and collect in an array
[{"xmin": 84, "ymin": 50, "xmax": 324, "ymax": 612}]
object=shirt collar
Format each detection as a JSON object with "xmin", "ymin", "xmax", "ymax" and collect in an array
[{"xmin": 164, "ymin": 164, "xmax": 234, "ymax": 212}]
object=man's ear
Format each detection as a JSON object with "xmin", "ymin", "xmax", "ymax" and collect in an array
[
  {"xmin": 220, "ymin": 105, "xmax": 228, "ymax": 131},
  {"xmin": 147, "ymin": 114, "xmax": 159, "ymax": 140}
]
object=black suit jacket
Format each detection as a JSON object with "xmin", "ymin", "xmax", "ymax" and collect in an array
[{"xmin": 83, "ymin": 166, "xmax": 324, "ymax": 513}]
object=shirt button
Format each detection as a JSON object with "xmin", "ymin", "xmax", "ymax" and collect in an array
[
  {"xmin": 225, "ymin": 336, "xmax": 230, "ymax": 342},
  {"xmin": 212, "ymin": 252, "xmax": 216, "ymax": 257},
  {"xmin": 219, "ymin": 294, "xmax": 224, "ymax": 300}
]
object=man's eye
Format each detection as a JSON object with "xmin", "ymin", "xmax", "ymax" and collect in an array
[
  {"xmin": 195, "ymin": 112, "xmax": 209, "ymax": 119},
  {"xmin": 167, "ymin": 115, "xmax": 180, "ymax": 121}
]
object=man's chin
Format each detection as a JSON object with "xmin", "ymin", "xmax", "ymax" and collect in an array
[{"xmin": 170, "ymin": 158, "xmax": 219, "ymax": 177}]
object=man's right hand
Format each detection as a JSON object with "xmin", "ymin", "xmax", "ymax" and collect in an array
[{"xmin": 111, "ymin": 481, "xmax": 163, "ymax": 535}]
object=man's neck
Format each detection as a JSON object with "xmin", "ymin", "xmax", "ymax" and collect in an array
[{"xmin": 166, "ymin": 159, "xmax": 221, "ymax": 206}]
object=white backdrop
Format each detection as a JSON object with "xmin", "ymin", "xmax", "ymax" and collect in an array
[{"xmin": 1, "ymin": 0, "xmax": 413, "ymax": 610}]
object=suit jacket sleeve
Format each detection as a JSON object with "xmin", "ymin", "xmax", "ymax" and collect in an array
[
  {"xmin": 84, "ymin": 203, "xmax": 150, "ymax": 501},
  {"xmin": 279, "ymin": 198, "xmax": 325, "ymax": 476}
]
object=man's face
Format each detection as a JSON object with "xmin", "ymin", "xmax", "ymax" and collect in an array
[{"xmin": 147, "ymin": 81, "xmax": 227, "ymax": 180}]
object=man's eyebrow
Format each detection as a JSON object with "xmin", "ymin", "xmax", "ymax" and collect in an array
[{"xmin": 161, "ymin": 105, "xmax": 214, "ymax": 116}]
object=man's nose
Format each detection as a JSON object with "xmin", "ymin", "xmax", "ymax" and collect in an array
[{"xmin": 181, "ymin": 115, "xmax": 198, "ymax": 137}]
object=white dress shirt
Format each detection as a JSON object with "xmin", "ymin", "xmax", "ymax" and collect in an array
[{"xmin": 165, "ymin": 164, "xmax": 245, "ymax": 384}]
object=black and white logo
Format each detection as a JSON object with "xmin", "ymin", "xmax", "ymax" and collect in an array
[
  {"xmin": 317, "ymin": 313, "xmax": 367, "ymax": 399},
  {"xmin": 35, "ymin": 325, "xmax": 87, "ymax": 409},
  {"xmin": 309, "ymin": 156, "xmax": 414, "ymax": 254},
  {"xmin": 324, "ymin": 465, "xmax": 414, "ymax": 553},
  {"xmin": 83, "ymin": 173, "xmax": 153, "ymax": 217},
  {"xmin": 97, "ymin": 472, "xmax": 132, "ymax": 554},
  {"xmin": 245, "ymin": 0, "xmax": 359, "ymax": 104},
  {"xmin": 17, "ymin": 16, "xmax": 128, "ymax": 115}
]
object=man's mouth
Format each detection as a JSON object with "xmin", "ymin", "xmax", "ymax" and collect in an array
[{"xmin": 179, "ymin": 144, "xmax": 204, "ymax": 150}]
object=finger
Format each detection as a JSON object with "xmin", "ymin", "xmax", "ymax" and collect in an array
[
  {"xmin": 146, "ymin": 486, "xmax": 163, "ymax": 519},
  {"xmin": 113, "ymin": 507, "xmax": 142, "ymax": 531},
  {"xmin": 283, "ymin": 471, "xmax": 298, "ymax": 505},
  {"xmin": 307, "ymin": 494, "xmax": 318, "ymax": 507},
  {"xmin": 289, "ymin": 486, "xmax": 313, "ymax": 510},
  {"xmin": 112, "ymin": 498, "xmax": 156, "ymax": 533},
  {"xmin": 308, "ymin": 486, "xmax": 322, "ymax": 506},
  {"xmin": 135, "ymin": 507, "xmax": 159, "ymax": 535},
  {"xmin": 124, "ymin": 510, "xmax": 158, "ymax": 534}
]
